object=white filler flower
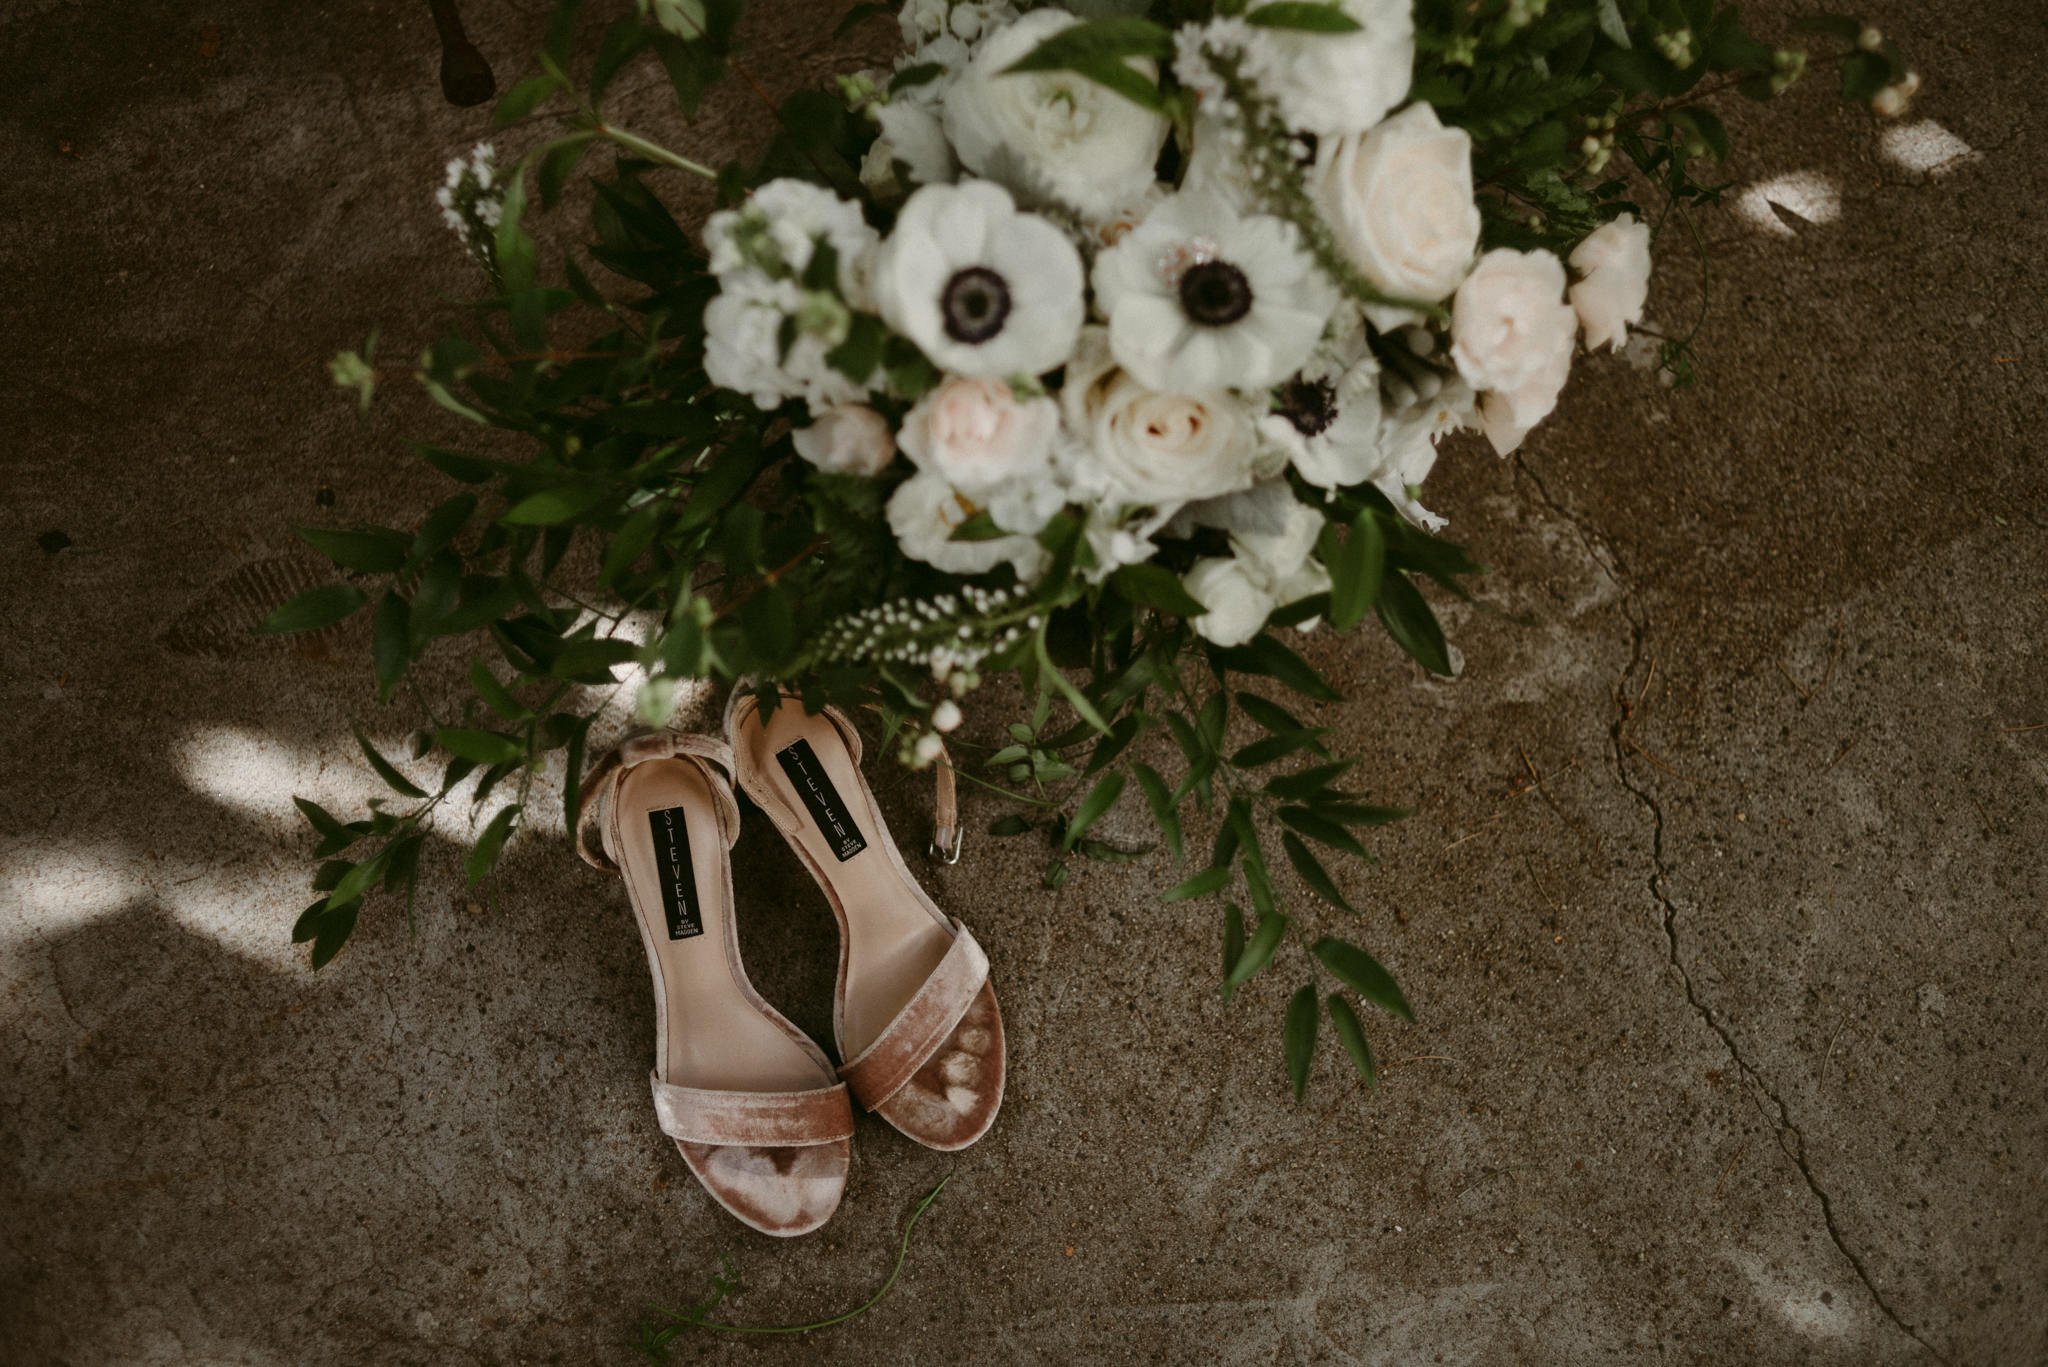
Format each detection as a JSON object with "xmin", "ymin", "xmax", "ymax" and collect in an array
[
  {"xmin": 873, "ymin": 180, "xmax": 1084, "ymax": 378},
  {"xmin": 1093, "ymin": 192, "xmax": 1337, "ymax": 394},
  {"xmin": 1568, "ymin": 213, "xmax": 1652, "ymax": 352},
  {"xmin": 1450, "ymin": 248, "xmax": 1577, "ymax": 456},
  {"xmin": 1241, "ymin": 0, "xmax": 1414, "ymax": 137},
  {"xmin": 942, "ymin": 9, "xmax": 1172, "ymax": 220},
  {"xmin": 794, "ymin": 405, "xmax": 898, "ymax": 476},
  {"xmin": 1314, "ymin": 103, "xmax": 1481, "ymax": 318}
]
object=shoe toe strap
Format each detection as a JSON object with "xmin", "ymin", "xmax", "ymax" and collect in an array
[
  {"xmin": 649, "ymin": 1074, "xmax": 854, "ymax": 1148},
  {"xmin": 838, "ymin": 922, "xmax": 990, "ymax": 1112}
]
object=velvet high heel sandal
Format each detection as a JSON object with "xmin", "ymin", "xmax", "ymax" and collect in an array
[
  {"xmin": 726, "ymin": 690, "xmax": 1005, "ymax": 1152},
  {"xmin": 576, "ymin": 732, "xmax": 853, "ymax": 1236}
]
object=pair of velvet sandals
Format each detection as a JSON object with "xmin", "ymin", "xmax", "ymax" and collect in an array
[{"xmin": 574, "ymin": 689, "xmax": 1003, "ymax": 1236}]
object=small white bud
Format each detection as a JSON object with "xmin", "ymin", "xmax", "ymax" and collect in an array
[
  {"xmin": 1871, "ymin": 84, "xmax": 1908, "ymax": 117},
  {"xmin": 932, "ymin": 700, "xmax": 963, "ymax": 732},
  {"xmin": 1857, "ymin": 26, "xmax": 1883, "ymax": 50},
  {"xmin": 913, "ymin": 733, "xmax": 945, "ymax": 765}
]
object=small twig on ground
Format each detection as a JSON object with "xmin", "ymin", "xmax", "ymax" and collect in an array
[
  {"xmin": 1820, "ymin": 1022, "xmax": 1851, "ymax": 1088},
  {"xmin": 1774, "ymin": 658, "xmax": 1814, "ymax": 705},
  {"xmin": 1822, "ymin": 735, "xmax": 1860, "ymax": 772},
  {"xmin": 1711, "ymin": 1140, "xmax": 1750, "ymax": 1201},
  {"xmin": 1525, "ymin": 854, "xmax": 1563, "ymax": 920},
  {"xmin": 1999, "ymin": 722, "xmax": 2048, "ymax": 733},
  {"xmin": 1622, "ymin": 737, "xmax": 1751, "ymax": 793},
  {"xmin": 1520, "ymin": 746, "xmax": 1604, "ymax": 856},
  {"xmin": 1457, "ymin": 1166, "xmax": 1520, "ymax": 1199}
]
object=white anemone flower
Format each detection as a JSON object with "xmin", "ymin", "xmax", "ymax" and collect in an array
[
  {"xmin": 1091, "ymin": 192, "xmax": 1337, "ymax": 394},
  {"xmin": 873, "ymin": 180, "xmax": 1085, "ymax": 379}
]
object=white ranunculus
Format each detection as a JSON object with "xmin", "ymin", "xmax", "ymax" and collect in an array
[
  {"xmin": 1183, "ymin": 556, "xmax": 1275, "ymax": 646},
  {"xmin": 899, "ymin": 375, "xmax": 1059, "ymax": 493},
  {"xmin": 1060, "ymin": 328, "xmax": 1261, "ymax": 509},
  {"xmin": 887, "ymin": 470, "xmax": 1047, "ymax": 579},
  {"xmin": 1092, "ymin": 191, "xmax": 1337, "ymax": 394},
  {"xmin": 794, "ymin": 405, "xmax": 897, "ymax": 476},
  {"xmin": 873, "ymin": 180, "xmax": 1084, "ymax": 379},
  {"xmin": 1314, "ymin": 103, "xmax": 1481, "ymax": 319},
  {"xmin": 942, "ymin": 9, "xmax": 1172, "ymax": 220},
  {"xmin": 1450, "ymin": 248, "xmax": 1578, "ymax": 456},
  {"xmin": 1242, "ymin": 0, "xmax": 1414, "ymax": 136},
  {"xmin": 1568, "ymin": 213, "xmax": 1652, "ymax": 352}
]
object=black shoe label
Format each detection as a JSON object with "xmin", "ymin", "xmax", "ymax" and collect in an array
[
  {"xmin": 776, "ymin": 737, "xmax": 869, "ymax": 863},
  {"xmin": 646, "ymin": 806, "xmax": 704, "ymax": 941}
]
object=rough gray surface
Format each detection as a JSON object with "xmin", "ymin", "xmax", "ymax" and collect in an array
[{"xmin": 3, "ymin": 1, "xmax": 2044, "ymax": 1364}]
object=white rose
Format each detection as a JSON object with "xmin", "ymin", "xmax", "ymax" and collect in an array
[
  {"xmin": 942, "ymin": 10, "xmax": 1172, "ymax": 220},
  {"xmin": 1242, "ymin": 0, "xmax": 1413, "ymax": 136},
  {"xmin": 1060, "ymin": 328, "xmax": 1260, "ymax": 508},
  {"xmin": 1183, "ymin": 556, "xmax": 1275, "ymax": 647},
  {"xmin": 1568, "ymin": 213, "xmax": 1652, "ymax": 352},
  {"xmin": 899, "ymin": 375, "xmax": 1058, "ymax": 494},
  {"xmin": 886, "ymin": 470, "xmax": 1048, "ymax": 579},
  {"xmin": 794, "ymin": 405, "xmax": 897, "ymax": 476},
  {"xmin": 1450, "ymin": 248, "xmax": 1578, "ymax": 456},
  {"xmin": 1314, "ymin": 104, "xmax": 1481, "ymax": 317}
]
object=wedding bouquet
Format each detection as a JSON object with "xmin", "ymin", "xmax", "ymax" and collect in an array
[{"xmin": 288, "ymin": 0, "xmax": 1914, "ymax": 1096}]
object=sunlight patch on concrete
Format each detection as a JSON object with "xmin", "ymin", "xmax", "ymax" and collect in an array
[
  {"xmin": 1879, "ymin": 119, "xmax": 1981, "ymax": 178},
  {"xmin": 1734, "ymin": 171, "xmax": 1841, "ymax": 237}
]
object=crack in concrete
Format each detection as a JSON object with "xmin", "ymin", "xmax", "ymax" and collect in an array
[
  {"xmin": 1605, "ymin": 602, "xmax": 1951, "ymax": 1366},
  {"xmin": 1516, "ymin": 451, "xmax": 1950, "ymax": 1364}
]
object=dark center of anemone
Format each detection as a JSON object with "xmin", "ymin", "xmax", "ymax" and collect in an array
[
  {"xmin": 1275, "ymin": 376, "xmax": 1338, "ymax": 438},
  {"xmin": 941, "ymin": 266, "xmax": 1013, "ymax": 345},
  {"xmin": 1179, "ymin": 260, "xmax": 1254, "ymax": 327}
]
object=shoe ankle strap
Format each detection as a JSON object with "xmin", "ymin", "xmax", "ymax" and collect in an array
[{"xmin": 575, "ymin": 731, "xmax": 739, "ymax": 873}]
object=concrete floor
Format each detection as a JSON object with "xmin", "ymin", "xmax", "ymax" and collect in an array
[{"xmin": 3, "ymin": 1, "xmax": 2044, "ymax": 1363}]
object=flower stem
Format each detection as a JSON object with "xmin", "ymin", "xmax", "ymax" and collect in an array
[{"xmin": 597, "ymin": 124, "xmax": 719, "ymax": 182}]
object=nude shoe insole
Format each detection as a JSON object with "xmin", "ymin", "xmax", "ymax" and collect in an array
[
  {"xmin": 612, "ymin": 760, "xmax": 825, "ymax": 1093},
  {"xmin": 737, "ymin": 707, "xmax": 954, "ymax": 1059}
]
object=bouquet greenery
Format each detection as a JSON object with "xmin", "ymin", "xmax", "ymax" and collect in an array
[{"xmin": 283, "ymin": 0, "xmax": 1915, "ymax": 1097}]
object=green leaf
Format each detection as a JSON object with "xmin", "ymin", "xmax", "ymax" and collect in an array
[
  {"xmin": 1282, "ymin": 831, "xmax": 1354, "ymax": 912},
  {"xmin": 408, "ymin": 441, "xmax": 498, "ymax": 484},
  {"xmin": 537, "ymin": 132, "xmax": 595, "ymax": 208},
  {"xmin": 435, "ymin": 728, "xmax": 527, "ymax": 765},
  {"xmin": 1224, "ymin": 909, "xmax": 1288, "ymax": 993},
  {"xmin": 324, "ymin": 848, "xmax": 390, "ymax": 911},
  {"xmin": 295, "ymin": 526, "xmax": 407, "ymax": 574},
  {"xmin": 948, "ymin": 510, "xmax": 1007, "ymax": 542},
  {"xmin": 1042, "ymin": 858, "xmax": 1070, "ymax": 889},
  {"xmin": 1376, "ymin": 573, "xmax": 1452, "ymax": 676},
  {"xmin": 1063, "ymin": 772, "xmax": 1125, "ymax": 850},
  {"xmin": 292, "ymin": 897, "xmax": 331, "ymax": 944},
  {"xmin": 466, "ymin": 804, "xmax": 523, "ymax": 887},
  {"xmin": 1236, "ymin": 693, "xmax": 1330, "ymax": 756},
  {"xmin": 1110, "ymin": 563, "xmax": 1207, "ymax": 617},
  {"xmin": 1131, "ymin": 764, "xmax": 1181, "ymax": 864},
  {"xmin": 1160, "ymin": 864, "xmax": 1232, "ymax": 903},
  {"xmin": 1284, "ymin": 984, "xmax": 1319, "ymax": 1101},
  {"xmin": 1245, "ymin": 3, "xmax": 1361, "ymax": 33},
  {"xmin": 1221, "ymin": 903, "xmax": 1246, "ymax": 1000},
  {"xmin": 1265, "ymin": 760, "xmax": 1355, "ymax": 801},
  {"xmin": 1328, "ymin": 508, "xmax": 1385, "ymax": 631},
  {"xmin": 1671, "ymin": 107, "xmax": 1730, "ymax": 162},
  {"xmin": 469, "ymin": 661, "xmax": 534, "ymax": 722},
  {"xmin": 1311, "ymin": 936, "xmax": 1414, "ymax": 1022},
  {"xmin": 1279, "ymin": 805, "xmax": 1368, "ymax": 858},
  {"xmin": 501, "ymin": 483, "xmax": 608, "ymax": 526},
  {"xmin": 1035, "ymin": 630, "xmax": 1111, "ymax": 735},
  {"xmin": 257, "ymin": 583, "xmax": 368, "ymax": 635},
  {"xmin": 1327, "ymin": 994, "xmax": 1379, "ymax": 1091},
  {"xmin": 1313, "ymin": 800, "xmax": 1414, "ymax": 826},
  {"xmin": 293, "ymin": 796, "xmax": 351, "ymax": 842},
  {"xmin": 309, "ymin": 901, "xmax": 360, "ymax": 969},
  {"xmin": 1002, "ymin": 17, "xmax": 1173, "ymax": 72},
  {"xmin": 494, "ymin": 73, "xmax": 564, "ymax": 127},
  {"xmin": 890, "ymin": 61, "xmax": 946, "ymax": 92},
  {"xmin": 355, "ymin": 727, "xmax": 428, "ymax": 799},
  {"xmin": 1230, "ymin": 732, "xmax": 1322, "ymax": 769},
  {"xmin": 987, "ymin": 813, "xmax": 1033, "ymax": 837},
  {"xmin": 1209, "ymin": 635, "xmax": 1342, "ymax": 701},
  {"xmin": 371, "ymin": 591, "xmax": 410, "ymax": 703}
]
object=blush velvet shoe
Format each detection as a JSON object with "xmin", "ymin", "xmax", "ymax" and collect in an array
[
  {"xmin": 726, "ymin": 689, "xmax": 1005, "ymax": 1152},
  {"xmin": 576, "ymin": 732, "xmax": 853, "ymax": 1236}
]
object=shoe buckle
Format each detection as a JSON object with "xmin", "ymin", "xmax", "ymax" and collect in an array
[{"xmin": 928, "ymin": 825, "xmax": 963, "ymax": 865}]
